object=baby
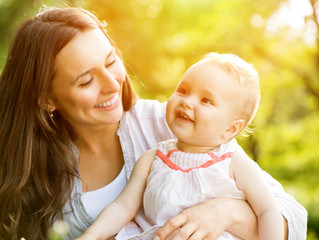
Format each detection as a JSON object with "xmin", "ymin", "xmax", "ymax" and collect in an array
[{"xmin": 77, "ymin": 52, "xmax": 284, "ymax": 240}]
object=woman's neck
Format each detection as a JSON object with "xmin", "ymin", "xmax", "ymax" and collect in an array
[
  {"xmin": 74, "ymin": 122, "xmax": 125, "ymax": 192},
  {"xmin": 73, "ymin": 122, "xmax": 120, "ymax": 154}
]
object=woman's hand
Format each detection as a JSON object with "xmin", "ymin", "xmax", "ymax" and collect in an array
[{"xmin": 153, "ymin": 198, "xmax": 259, "ymax": 240}]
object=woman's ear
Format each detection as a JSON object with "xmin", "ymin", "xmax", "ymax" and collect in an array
[
  {"xmin": 223, "ymin": 119, "xmax": 245, "ymax": 140},
  {"xmin": 38, "ymin": 96, "xmax": 56, "ymax": 112},
  {"xmin": 47, "ymin": 100, "xmax": 57, "ymax": 113}
]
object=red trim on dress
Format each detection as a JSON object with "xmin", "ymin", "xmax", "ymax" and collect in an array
[{"xmin": 156, "ymin": 149, "xmax": 233, "ymax": 173}]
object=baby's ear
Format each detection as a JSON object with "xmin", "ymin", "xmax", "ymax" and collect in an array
[{"xmin": 223, "ymin": 119, "xmax": 245, "ymax": 140}]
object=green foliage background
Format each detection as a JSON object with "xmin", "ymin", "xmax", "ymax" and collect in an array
[{"xmin": 0, "ymin": 0, "xmax": 318, "ymax": 238}]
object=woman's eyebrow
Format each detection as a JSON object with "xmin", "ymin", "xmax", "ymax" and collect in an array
[
  {"xmin": 74, "ymin": 68, "xmax": 94, "ymax": 83},
  {"xmin": 74, "ymin": 48, "xmax": 114, "ymax": 83}
]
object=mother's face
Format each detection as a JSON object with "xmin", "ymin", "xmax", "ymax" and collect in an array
[{"xmin": 48, "ymin": 28, "xmax": 126, "ymax": 131}]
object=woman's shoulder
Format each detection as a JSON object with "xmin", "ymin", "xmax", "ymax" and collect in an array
[
  {"xmin": 129, "ymin": 99, "xmax": 167, "ymax": 118},
  {"xmin": 119, "ymin": 99, "xmax": 175, "ymax": 153},
  {"xmin": 123, "ymin": 99, "xmax": 171, "ymax": 133},
  {"xmin": 215, "ymin": 138, "xmax": 241, "ymax": 156}
]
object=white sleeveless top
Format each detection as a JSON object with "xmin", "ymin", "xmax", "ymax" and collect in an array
[
  {"xmin": 115, "ymin": 139, "xmax": 244, "ymax": 240},
  {"xmin": 81, "ymin": 166, "xmax": 127, "ymax": 220}
]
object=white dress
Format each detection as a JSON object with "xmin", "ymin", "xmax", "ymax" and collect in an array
[{"xmin": 116, "ymin": 138, "xmax": 245, "ymax": 240}]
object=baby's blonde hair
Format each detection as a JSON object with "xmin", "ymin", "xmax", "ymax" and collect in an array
[{"xmin": 203, "ymin": 52, "xmax": 260, "ymax": 132}]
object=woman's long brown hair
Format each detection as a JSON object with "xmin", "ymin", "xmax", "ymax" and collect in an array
[{"xmin": 0, "ymin": 7, "xmax": 136, "ymax": 239}]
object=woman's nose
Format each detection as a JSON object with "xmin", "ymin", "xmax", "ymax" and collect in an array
[{"xmin": 100, "ymin": 69, "xmax": 121, "ymax": 93}]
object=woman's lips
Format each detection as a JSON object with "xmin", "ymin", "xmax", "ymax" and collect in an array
[{"xmin": 95, "ymin": 94, "xmax": 119, "ymax": 109}]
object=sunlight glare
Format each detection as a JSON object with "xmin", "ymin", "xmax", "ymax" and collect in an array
[
  {"xmin": 265, "ymin": 0, "xmax": 316, "ymax": 45},
  {"xmin": 266, "ymin": 0, "xmax": 313, "ymax": 30},
  {"xmin": 251, "ymin": 14, "xmax": 264, "ymax": 28}
]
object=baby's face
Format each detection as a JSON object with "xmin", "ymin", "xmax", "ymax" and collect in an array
[{"xmin": 166, "ymin": 60, "xmax": 243, "ymax": 151}]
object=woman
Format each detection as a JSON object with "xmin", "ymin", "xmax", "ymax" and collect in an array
[{"xmin": 0, "ymin": 7, "xmax": 306, "ymax": 240}]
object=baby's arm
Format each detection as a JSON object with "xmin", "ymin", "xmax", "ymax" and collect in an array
[
  {"xmin": 230, "ymin": 150, "xmax": 285, "ymax": 240},
  {"xmin": 76, "ymin": 149, "xmax": 157, "ymax": 240}
]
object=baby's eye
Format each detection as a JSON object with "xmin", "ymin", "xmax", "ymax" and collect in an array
[
  {"xmin": 201, "ymin": 97, "xmax": 213, "ymax": 105},
  {"xmin": 176, "ymin": 87, "xmax": 187, "ymax": 96}
]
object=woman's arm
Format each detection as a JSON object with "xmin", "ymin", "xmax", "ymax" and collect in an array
[{"xmin": 76, "ymin": 149, "xmax": 157, "ymax": 240}]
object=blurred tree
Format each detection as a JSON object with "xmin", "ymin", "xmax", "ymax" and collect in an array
[
  {"xmin": 0, "ymin": 0, "xmax": 34, "ymax": 64},
  {"xmin": 0, "ymin": 0, "xmax": 318, "ymax": 238},
  {"xmin": 87, "ymin": 0, "xmax": 319, "ymax": 237},
  {"xmin": 0, "ymin": 0, "xmax": 85, "ymax": 66},
  {"xmin": 87, "ymin": 0, "xmax": 292, "ymax": 99}
]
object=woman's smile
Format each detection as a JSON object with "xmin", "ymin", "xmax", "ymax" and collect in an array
[{"xmin": 95, "ymin": 93, "xmax": 120, "ymax": 110}]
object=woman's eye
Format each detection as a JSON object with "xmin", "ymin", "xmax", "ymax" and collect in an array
[
  {"xmin": 79, "ymin": 78, "xmax": 93, "ymax": 88},
  {"xmin": 105, "ymin": 55, "xmax": 116, "ymax": 67},
  {"xmin": 106, "ymin": 59, "xmax": 115, "ymax": 67}
]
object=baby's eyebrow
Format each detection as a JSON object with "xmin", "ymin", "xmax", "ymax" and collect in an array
[{"xmin": 202, "ymin": 89, "xmax": 218, "ymax": 104}]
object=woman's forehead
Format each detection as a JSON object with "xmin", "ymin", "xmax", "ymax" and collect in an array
[{"xmin": 54, "ymin": 29, "xmax": 113, "ymax": 79}]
